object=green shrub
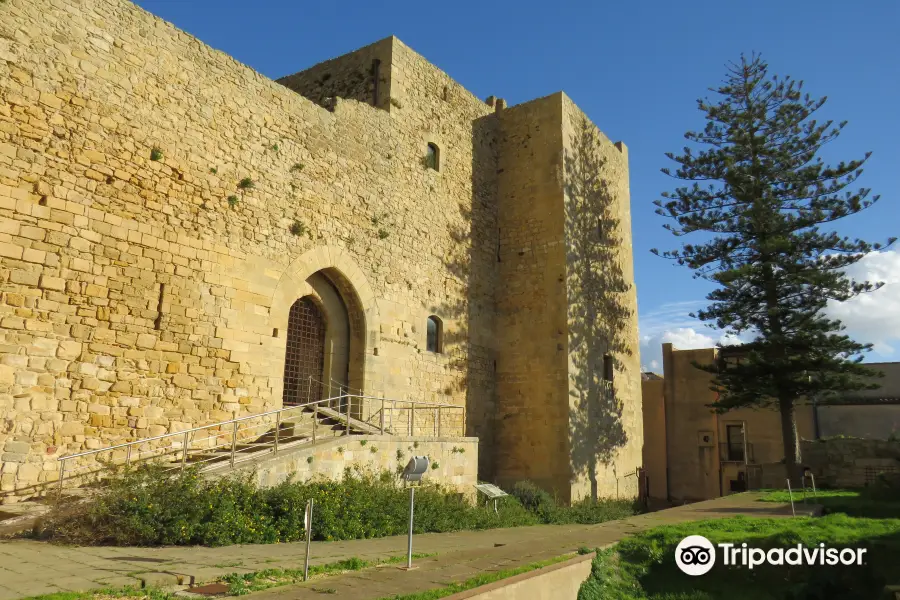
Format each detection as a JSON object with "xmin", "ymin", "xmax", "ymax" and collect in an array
[
  {"xmin": 510, "ymin": 480, "xmax": 557, "ymax": 519},
  {"xmin": 37, "ymin": 465, "xmax": 639, "ymax": 547}
]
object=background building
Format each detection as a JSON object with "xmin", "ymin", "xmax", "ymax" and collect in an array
[{"xmin": 642, "ymin": 343, "xmax": 900, "ymax": 503}]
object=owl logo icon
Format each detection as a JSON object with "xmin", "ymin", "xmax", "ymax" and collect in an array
[{"xmin": 675, "ymin": 535, "xmax": 716, "ymax": 576}]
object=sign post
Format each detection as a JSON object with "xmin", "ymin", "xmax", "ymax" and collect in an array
[
  {"xmin": 406, "ymin": 486, "xmax": 415, "ymax": 569},
  {"xmin": 304, "ymin": 499, "xmax": 314, "ymax": 580},
  {"xmin": 474, "ymin": 483, "xmax": 509, "ymax": 515},
  {"xmin": 400, "ymin": 456, "xmax": 429, "ymax": 571}
]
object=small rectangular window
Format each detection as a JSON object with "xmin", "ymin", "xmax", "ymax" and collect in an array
[
  {"xmin": 602, "ymin": 354, "xmax": 613, "ymax": 381},
  {"xmin": 726, "ymin": 425, "xmax": 745, "ymax": 462}
]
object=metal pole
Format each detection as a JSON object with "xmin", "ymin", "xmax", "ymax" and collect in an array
[
  {"xmin": 742, "ymin": 422, "xmax": 749, "ymax": 490},
  {"xmin": 125, "ymin": 445, "xmax": 132, "ymax": 466},
  {"xmin": 345, "ymin": 390, "xmax": 350, "ymax": 437},
  {"xmin": 434, "ymin": 408, "xmax": 437, "ymax": 437},
  {"xmin": 307, "ymin": 376, "xmax": 313, "ymax": 405},
  {"xmin": 181, "ymin": 431, "xmax": 189, "ymax": 469},
  {"xmin": 810, "ymin": 473, "xmax": 818, "ymax": 499},
  {"xmin": 409, "ymin": 405, "xmax": 413, "ymax": 437},
  {"xmin": 313, "ymin": 402, "xmax": 317, "ymax": 443},
  {"xmin": 407, "ymin": 486, "xmax": 415, "ymax": 569},
  {"xmin": 230, "ymin": 421, "xmax": 238, "ymax": 467},
  {"xmin": 57, "ymin": 459, "xmax": 65, "ymax": 499},
  {"xmin": 786, "ymin": 479, "xmax": 795, "ymax": 517},
  {"xmin": 380, "ymin": 399, "xmax": 385, "ymax": 434},
  {"xmin": 304, "ymin": 498, "xmax": 314, "ymax": 580},
  {"xmin": 274, "ymin": 412, "xmax": 281, "ymax": 454},
  {"xmin": 437, "ymin": 407, "xmax": 441, "ymax": 438}
]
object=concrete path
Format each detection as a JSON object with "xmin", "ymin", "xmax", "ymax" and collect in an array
[{"xmin": 0, "ymin": 493, "xmax": 813, "ymax": 600}]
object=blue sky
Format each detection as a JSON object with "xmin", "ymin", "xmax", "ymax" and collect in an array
[{"xmin": 134, "ymin": 0, "xmax": 899, "ymax": 369}]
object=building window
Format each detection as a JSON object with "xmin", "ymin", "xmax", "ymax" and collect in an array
[
  {"xmin": 602, "ymin": 354, "xmax": 613, "ymax": 382},
  {"xmin": 426, "ymin": 316, "xmax": 442, "ymax": 353},
  {"xmin": 726, "ymin": 424, "xmax": 745, "ymax": 462},
  {"xmin": 425, "ymin": 143, "xmax": 439, "ymax": 171}
]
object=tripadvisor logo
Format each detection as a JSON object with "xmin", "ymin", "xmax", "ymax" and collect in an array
[{"xmin": 675, "ymin": 535, "xmax": 867, "ymax": 576}]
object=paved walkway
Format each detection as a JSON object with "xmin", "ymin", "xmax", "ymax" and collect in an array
[{"xmin": 0, "ymin": 493, "xmax": 815, "ymax": 600}]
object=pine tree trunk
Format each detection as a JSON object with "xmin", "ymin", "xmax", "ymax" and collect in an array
[{"xmin": 779, "ymin": 397, "xmax": 802, "ymax": 484}]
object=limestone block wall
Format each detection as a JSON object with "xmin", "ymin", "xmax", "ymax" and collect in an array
[
  {"xmin": 494, "ymin": 95, "xmax": 569, "ymax": 496},
  {"xmin": 231, "ymin": 435, "xmax": 479, "ymax": 499},
  {"xmin": 801, "ymin": 438, "xmax": 900, "ymax": 489},
  {"xmin": 493, "ymin": 94, "xmax": 642, "ymax": 502},
  {"xmin": 640, "ymin": 378, "xmax": 666, "ymax": 500},
  {"xmin": 0, "ymin": 0, "xmax": 497, "ymax": 500},
  {"xmin": 562, "ymin": 97, "xmax": 642, "ymax": 502}
]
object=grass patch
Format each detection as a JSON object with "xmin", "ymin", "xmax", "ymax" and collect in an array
[
  {"xmin": 223, "ymin": 554, "xmax": 433, "ymax": 595},
  {"xmin": 759, "ymin": 488, "xmax": 900, "ymax": 519},
  {"xmin": 19, "ymin": 555, "xmax": 436, "ymax": 600},
  {"xmin": 579, "ymin": 514, "xmax": 900, "ymax": 599},
  {"xmin": 377, "ymin": 553, "xmax": 576, "ymax": 600},
  {"xmin": 20, "ymin": 587, "xmax": 176, "ymax": 600},
  {"xmin": 35, "ymin": 465, "xmax": 639, "ymax": 547}
]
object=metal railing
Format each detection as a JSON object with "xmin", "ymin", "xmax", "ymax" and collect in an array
[{"xmin": 55, "ymin": 390, "xmax": 465, "ymax": 496}]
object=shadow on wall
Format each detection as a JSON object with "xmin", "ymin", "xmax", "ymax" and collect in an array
[
  {"xmin": 427, "ymin": 113, "xmax": 499, "ymax": 479},
  {"xmin": 564, "ymin": 115, "xmax": 631, "ymax": 501}
]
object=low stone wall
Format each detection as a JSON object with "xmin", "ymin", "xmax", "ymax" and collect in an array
[
  {"xmin": 443, "ymin": 553, "xmax": 593, "ymax": 600},
  {"xmin": 801, "ymin": 438, "xmax": 900, "ymax": 488},
  {"xmin": 223, "ymin": 435, "xmax": 479, "ymax": 498}
]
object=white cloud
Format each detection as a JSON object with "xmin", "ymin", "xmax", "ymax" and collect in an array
[
  {"xmin": 638, "ymin": 250, "xmax": 900, "ymax": 373},
  {"xmin": 825, "ymin": 249, "xmax": 900, "ymax": 355}
]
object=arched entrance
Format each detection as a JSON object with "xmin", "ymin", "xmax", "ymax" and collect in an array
[{"xmin": 281, "ymin": 270, "xmax": 357, "ymax": 406}]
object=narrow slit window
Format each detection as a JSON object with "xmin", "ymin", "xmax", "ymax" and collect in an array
[
  {"xmin": 426, "ymin": 315, "xmax": 442, "ymax": 353},
  {"xmin": 426, "ymin": 143, "xmax": 439, "ymax": 171},
  {"xmin": 603, "ymin": 354, "xmax": 614, "ymax": 382}
]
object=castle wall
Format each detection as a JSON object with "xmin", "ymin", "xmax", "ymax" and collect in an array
[
  {"xmin": 494, "ymin": 95, "xmax": 570, "ymax": 496},
  {"xmin": 277, "ymin": 38, "xmax": 393, "ymax": 112},
  {"xmin": 562, "ymin": 97, "xmax": 642, "ymax": 502},
  {"xmin": 492, "ymin": 94, "xmax": 642, "ymax": 502},
  {"xmin": 0, "ymin": 0, "xmax": 497, "ymax": 500}
]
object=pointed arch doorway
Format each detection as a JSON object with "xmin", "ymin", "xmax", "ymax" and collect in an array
[{"xmin": 281, "ymin": 270, "xmax": 362, "ymax": 407}]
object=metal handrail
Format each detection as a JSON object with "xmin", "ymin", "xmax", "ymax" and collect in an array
[
  {"xmin": 54, "ymin": 390, "xmax": 466, "ymax": 496},
  {"xmin": 58, "ymin": 393, "xmax": 461, "ymax": 461}
]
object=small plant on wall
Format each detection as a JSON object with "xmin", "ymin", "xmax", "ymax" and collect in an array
[
  {"xmin": 238, "ymin": 177, "xmax": 255, "ymax": 190},
  {"xmin": 378, "ymin": 229, "xmax": 389, "ymax": 240},
  {"xmin": 290, "ymin": 220, "xmax": 306, "ymax": 236},
  {"xmin": 396, "ymin": 449, "xmax": 404, "ymax": 462},
  {"xmin": 150, "ymin": 147, "xmax": 163, "ymax": 161},
  {"xmin": 227, "ymin": 195, "xmax": 239, "ymax": 209},
  {"xmin": 370, "ymin": 446, "xmax": 378, "ymax": 454},
  {"xmin": 290, "ymin": 163, "xmax": 304, "ymax": 173},
  {"xmin": 431, "ymin": 462, "xmax": 439, "ymax": 470},
  {"xmin": 307, "ymin": 456, "xmax": 314, "ymax": 464}
]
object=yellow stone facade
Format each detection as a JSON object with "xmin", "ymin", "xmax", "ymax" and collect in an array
[{"xmin": 0, "ymin": 0, "xmax": 641, "ymax": 502}]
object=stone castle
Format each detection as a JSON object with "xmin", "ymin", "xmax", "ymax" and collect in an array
[{"xmin": 0, "ymin": 0, "xmax": 642, "ymax": 502}]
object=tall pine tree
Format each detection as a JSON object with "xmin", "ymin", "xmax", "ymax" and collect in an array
[{"xmin": 653, "ymin": 54, "xmax": 895, "ymax": 482}]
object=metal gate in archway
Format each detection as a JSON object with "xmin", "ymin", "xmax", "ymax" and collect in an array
[{"xmin": 282, "ymin": 297, "xmax": 325, "ymax": 406}]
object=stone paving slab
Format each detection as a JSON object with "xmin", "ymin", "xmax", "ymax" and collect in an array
[{"xmin": 0, "ymin": 493, "xmax": 808, "ymax": 600}]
